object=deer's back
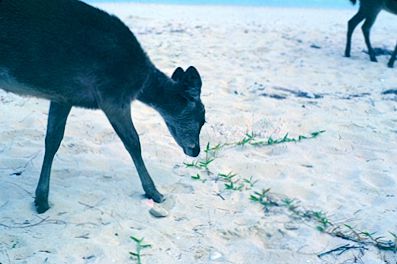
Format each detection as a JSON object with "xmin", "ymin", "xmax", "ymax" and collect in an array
[
  {"xmin": 0, "ymin": 0, "xmax": 151, "ymax": 108},
  {"xmin": 385, "ymin": 0, "xmax": 397, "ymax": 15}
]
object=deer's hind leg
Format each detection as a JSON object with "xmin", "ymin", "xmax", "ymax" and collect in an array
[
  {"xmin": 361, "ymin": 7, "xmax": 381, "ymax": 62},
  {"xmin": 361, "ymin": 17, "xmax": 379, "ymax": 62},
  {"xmin": 388, "ymin": 43, "xmax": 397, "ymax": 68},
  {"xmin": 35, "ymin": 102, "xmax": 71, "ymax": 213}
]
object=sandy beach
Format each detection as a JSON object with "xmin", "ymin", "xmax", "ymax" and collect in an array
[{"xmin": 1, "ymin": 3, "xmax": 397, "ymax": 264}]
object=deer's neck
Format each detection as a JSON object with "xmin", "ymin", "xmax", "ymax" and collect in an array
[{"xmin": 137, "ymin": 68, "xmax": 178, "ymax": 114}]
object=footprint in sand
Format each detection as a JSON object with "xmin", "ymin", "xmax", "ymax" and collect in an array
[
  {"xmin": 166, "ymin": 181, "xmax": 195, "ymax": 194},
  {"xmin": 362, "ymin": 172, "xmax": 396, "ymax": 189}
]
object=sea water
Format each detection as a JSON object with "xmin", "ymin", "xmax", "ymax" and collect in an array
[{"xmin": 88, "ymin": 0, "xmax": 353, "ymax": 9}]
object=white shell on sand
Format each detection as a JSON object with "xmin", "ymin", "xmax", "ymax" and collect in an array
[
  {"xmin": 149, "ymin": 204, "xmax": 169, "ymax": 218},
  {"xmin": 149, "ymin": 195, "xmax": 176, "ymax": 218},
  {"xmin": 210, "ymin": 251, "xmax": 223, "ymax": 261}
]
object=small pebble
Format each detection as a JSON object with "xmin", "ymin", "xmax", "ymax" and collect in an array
[
  {"xmin": 284, "ymin": 222, "xmax": 299, "ymax": 230},
  {"xmin": 149, "ymin": 204, "xmax": 169, "ymax": 218},
  {"xmin": 210, "ymin": 251, "xmax": 223, "ymax": 261}
]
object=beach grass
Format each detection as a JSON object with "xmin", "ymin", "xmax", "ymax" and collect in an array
[{"xmin": 129, "ymin": 236, "xmax": 152, "ymax": 264}]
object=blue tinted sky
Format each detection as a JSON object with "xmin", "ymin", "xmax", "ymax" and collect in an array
[{"xmin": 89, "ymin": 0, "xmax": 353, "ymax": 9}]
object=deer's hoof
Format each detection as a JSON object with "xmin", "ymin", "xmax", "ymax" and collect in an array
[
  {"xmin": 370, "ymin": 57, "xmax": 378, "ymax": 62},
  {"xmin": 34, "ymin": 198, "xmax": 50, "ymax": 214},
  {"xmin": 145, "ymin": 190, "xmax": 165, "ymax": 203}
]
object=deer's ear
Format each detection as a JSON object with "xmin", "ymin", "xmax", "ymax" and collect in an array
[
  {"xmin": 171, "ymin": 67, "xmax": 184, "ymax": 82},
  {"xmin": 182, "ymin": 66, "xmax": 202, "ymax": 101}
]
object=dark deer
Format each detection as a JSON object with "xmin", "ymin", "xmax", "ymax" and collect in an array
[
  {"xmin": 345, "ymin": 0, "xmax": 397, "ymax": 67},
  {"xmin": 0, "ymin": 0, "xmax": 205, "ymax": 213}
]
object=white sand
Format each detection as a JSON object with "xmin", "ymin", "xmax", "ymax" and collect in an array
[{"xmin": 1, "ymin": 3, "xmax": 397, "ymax": 264}]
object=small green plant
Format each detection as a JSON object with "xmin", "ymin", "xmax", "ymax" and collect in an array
[
  {"xmin": 242, "ymin": 176, "xmax": 259, "ymax": 188},
  {"xmin": 281, "ymin": 197, "xmax": 296, "ymax": 207},
  {"xmin": 224, "ymin": 180, "xmax": 244, "ymax": 191},
  {"xmin": 218, "ymin": 172, "xmax": 257, "ymax": 191},
  {"xmin": 183, "ymin": 158, "xmax": 214, "ymax": 171},
  {"xmin": 310, "ymin": 210, "xmax": 331, "ymax": 232},
  {"xmin": 204, "ymin": 142, "xmax": 224, "ymax": 157},
  {"xmin": 281, "ymin": 197, "xmax": 300, "ymax": 213},
  {"xmin": 180, "ymin": 129, "xmax": 396, "ymax": 259},
  {"xmin": 250, "ymin": 188, "xmax": 397, "ymax": 253},
  {"xmin": 191, "ymin": 173, "xmax": 201, "ymax": 180},
  {"xmin": 249, "ymin": 130, "xmax": 326, "ymax": 147},
  {"xmin": 198, "ymin": 158, "xmax": 215, "ymax": 170},
  {"xmin": 311, "ymin": 130, "xmax": 325, "ymax": 138},
  {"xmin": 218, "ymin": 172, "xmax": 237, "ymax": 181},
  {"xmin": 183, "ymin": 160, "xmax": 201, "ymax": 169},
  {"xmin": 184, "ymin": 130, "xmax": 326, "ymax": 181},
  {"xmin": 360, "ymin": 231, "xmax": 378, "ymax": 242},
  {"xmin": 218, "ymin": 172, "xmax": 242, "ymax": 191},
  {"xmin": 237, "ymin": 132, "xmax": 256, "ymax": 146},
  {"xmin": 129, "ymin": 236, "xmax": 152, "ymax": 264},
  {"xmin": 250, "ymin": 189, "xmax": 279, "ymax": 212}
]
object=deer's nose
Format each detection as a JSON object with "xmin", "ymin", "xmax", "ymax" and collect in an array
[{"xmin": 184, "ymin": 144, "xmax": 200, "ymax": 157}]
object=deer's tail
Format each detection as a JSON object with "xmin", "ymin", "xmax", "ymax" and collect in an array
[{"xmin": 349, "ymin": 0, "xmax": 357, "ymax": 5}]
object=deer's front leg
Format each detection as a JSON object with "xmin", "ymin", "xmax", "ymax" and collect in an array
[{"xmin": 101, "ymin": 104, "xmax": 164, "ymax": 203}]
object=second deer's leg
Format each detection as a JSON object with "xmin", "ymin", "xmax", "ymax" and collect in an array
[
  {"xmin": 388, "ymin": 43, "xmax": 397, "ymax": 68},
  {"xmin": 361, "ymin": 13, "xmax": 379, "ymax": 62},
  {"xmin": 345, "ymin": 11, "xmax": 365, "ymax": 57}
]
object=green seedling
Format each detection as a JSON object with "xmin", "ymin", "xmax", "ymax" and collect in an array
[
  {"xmin": 198, "ymin": 158, "xmax": 215, "ymax": 170},
  {"xmin": 238, "ymin": 130, "xmax": 326, "ymax": 147},
  {"xmin": 183, "ymin": 160, "xmax": 201, "ymax": 169},
  {"xmin": 218, "ymin": 172, "xmax": 237, "ymax": 181},
  {"xmin": 204, "ymin": 142, "xmax": 224, "ymax": 157},
  {"xmin": 298, "ymin": 135, "xmax": 308, "ymax": 141},
  {"xmin": 237, "ymin": 132, "xmax": 256, "ymax": 146},
  {"xmin": 250, "ymin": 189, "xmax": 278, "ymax": 212},
  {"xmin": 343, "ymin": 224, "xmax": 361, "ymax": 239},
  {"xmin": 311, "ymin": 130, "xmax": 326, "ymax": 138},
  {"xmin": 250, "ymin": 189, "xmax": 397, "ymax": 253},
  {"xmin": 218, "ymin": 172, "xmax": 244, "ymax": 191},
  {"xmin": 312, "ymin": 211, "xmax": 331, "ymax": 232},
  {"xmin": 218, "ymin": 172, "xmax": 257, "ymax": 191},
  {"xmin": 224, "ymin": 180, "xmax": 244, "ymax": 191},
  {"xmin": 191, "ymin": 173, "xmax": 201, "ymax": 180},
  {"xmin": 281, "ymin": 197, "xmax": 300, "ymax": 212},
  {"xmin": 130, "ymin": 236, "xmax": 152, "ymax": 264},
  {"xmin": 360, "ymin": 231, "xmax": 378, "ymax": 241},
  {"xmin": 184, "ymin": 158, "xmax": 214, "ymax": 171},
  {"xmin": 242, "ymin": 176, "xmax": 258, "ymax": 189}
]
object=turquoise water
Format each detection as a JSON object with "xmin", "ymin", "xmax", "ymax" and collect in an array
[{"xmin": 89, "ymin": 0, "xmax": 353, "ymax": 9}]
